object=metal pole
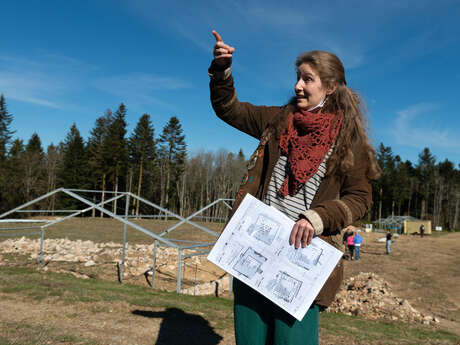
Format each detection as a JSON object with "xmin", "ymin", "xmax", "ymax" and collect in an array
[
  {"xmin": 0, "ymin": 231, "xmax": 41, "ymax": 238},
  {"xmin": 39, "ymin": 227, "xmax": 44, "ymax": 271},
  {"xmin": 0, "ymin": 188, "xmax": 63, "ymax": 220},
  {"xmin": 66, "ymin": 188, "xmax": 123, "ymax": 194},
  {"xmin": 222, "ymin": 200, "xmax": 233, "ymax": 210},
  {"xmin": 0, "ymin": 226, "xmax": 42, "ymax": 231},
  {"xmin": 194, "ymin": 264, "xmax": 197, "ymax": 296},
  {"xmin": 120, "ymin": 194, "xmax": 130, "ymax": 283},
  {"xmin": 177, "ymin": 248, "xmax": 182, "ymax": 294},
  {"xmin": 228, "ymin": 275, "xmax": 233, "ymax": 299},
  {"xmin": 152, "ymin": 240, "xmax": 158, "ymax": 288},
  {"xmin": 16, "ymin": 210, "xmax": 77, "ymax": 213}
]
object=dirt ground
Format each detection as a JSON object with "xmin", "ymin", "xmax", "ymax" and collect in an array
[
  {"xmin": 340, "ymin": 231, "xmax": 460, "ymax": 335},
  {"xmin": 1, "ymin": 222, "xmax": 460, "ymax": 344}
]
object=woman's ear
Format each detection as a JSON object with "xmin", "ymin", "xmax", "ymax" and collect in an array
[{"xmin": 326, "ymin": 83, "xmax": 337, "ymax": 95}]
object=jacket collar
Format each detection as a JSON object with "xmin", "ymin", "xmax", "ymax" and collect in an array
[{"xmin": 273, "ymin": 104, "xmax": 295, "ymax": 140}]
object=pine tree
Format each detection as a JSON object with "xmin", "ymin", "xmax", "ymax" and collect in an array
[
  {"xmin": 45, "ymin": 143, "xmax": 62, "ymax": 213},
  {"xmin": 235, "ymin": 148, "xmax": 247, "ymax": 186},
  {"xmin": 393, "ymin": 156, "xmax": 412, "ymax": 216},
  {"xmin": 58, "ymin": 124, "xmax": 87, "ymax": 209},
  {"xmin": 0, "ymin": 140, "xmax": 24, "ymax": 212},
  {"xmin": 158, "ymin": 116, "xmax": 186, "ymax": 214},
  {"xmin": 87, "ymin": 110, "xmax": 112, "ymax": 216},
  {"xmin": 103, "ymin": 103, "xmax": 128, "ymax": 213},
  {"xmin": 417, "ymin": 147, "xmax": 436, "ymax": 219},
  {"xmin": 8, "ymin": 139, "xmax": 24, "ymax": 158},
  {"xmin": 25, "ymin": 133, "xmax": 44, "ymax": 154},
  {"xmin": 452, "ymin": 164, "xmax": 460, "ymax": 230},
  {"xmin": 128, "ymin": 113, "xmax": 156, "ymax": 216},
  {"xmin": 0, "ymin": 94, "xmax": 15, "ymax": 160},
  {"xmin": 22, "ymin": 133, "xmax": 45, "ymax": 202},
  {"xmin": 433, "ymin": 159, "xmax": 454, "ymax": 228},
  {"xmin": 374, "ymin": 143, "xmax": 395, "ymax": 219},
  {"xmin": 60, "ymin": 124, "xmax": 86, "ymax": 186}
]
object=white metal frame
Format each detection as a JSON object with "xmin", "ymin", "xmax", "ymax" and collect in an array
[{"xmin": 0, "ymin": 188, "xmax": 234, "ymax": 293}]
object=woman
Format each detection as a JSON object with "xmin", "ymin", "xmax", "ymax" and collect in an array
[
  {"xmin": 209, "ymin": 30, "xmax": 380, "ymax": 345},
  {"xmin": 346, "ymin": 231, "xmax": 355, "ymax": 260}
]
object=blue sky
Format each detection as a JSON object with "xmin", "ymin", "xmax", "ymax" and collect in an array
[{"xmin": 1, "ymin": 0, "xmax": 459, "ymax": 165}]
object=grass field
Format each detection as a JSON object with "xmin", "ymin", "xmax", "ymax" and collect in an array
[
  {"xmin": 1, "ymin": 218, "xmax": 460, "ymax": 344},
  {"xmin": 0, "ymin": 266, "xmax": 459, "ymax": 345}
]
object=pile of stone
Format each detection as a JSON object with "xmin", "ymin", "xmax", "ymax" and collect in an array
[
  {"xmin": 0, "ymin": 237, "xmax": 208, "ymax": 278},
  {"xmin": 328, "ymin": 272, "xmax": 439, "ymax": 325}
]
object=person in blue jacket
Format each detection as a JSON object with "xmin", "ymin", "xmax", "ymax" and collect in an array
[
  {"xmin": 353, "ymin": 231, "xmax": 363, "ymax": 260},
  {"xmin": 386, "ymin": 230, "xmax": 392, "ymax": 254}
]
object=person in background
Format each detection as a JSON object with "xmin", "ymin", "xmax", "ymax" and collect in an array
[
  {"xmin": 342, "ymin": 228, "xmax": 351, "ymax": 258},
  {"xmin": 420, "ymin": 224, "xmax": 425, "ymax": 238},
  {"xmin": 386, "ymin": 229, "xmax": 392, "ymax": 254},
  {"xmin": 353, "ymin": 231, "xmax": 362, "ymax": 260},
  {"xmin": 346, "ymin": 231, "xmax": 355, "ymax": 260}
]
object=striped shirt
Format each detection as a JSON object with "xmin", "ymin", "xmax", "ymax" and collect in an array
[{"xmin": 264, "ymin": 148, "xmax": 332, "ymax": 221}]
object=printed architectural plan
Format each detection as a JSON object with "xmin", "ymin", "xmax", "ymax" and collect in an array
[{"xmin": 207, "ymin": 194, "xmax": 343, "ymax": 321}]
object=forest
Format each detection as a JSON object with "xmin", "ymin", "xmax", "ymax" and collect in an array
[{"xmin": 0, "ymin": 94, "xmax": 459, "ymax": 230}]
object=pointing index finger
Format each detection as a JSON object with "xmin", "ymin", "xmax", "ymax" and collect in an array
[{"xmin": 212, "ymin": 30, "xmax": 223, "ymax": 42}]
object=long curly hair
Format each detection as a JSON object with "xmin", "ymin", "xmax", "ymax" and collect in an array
[{"xmin": 294, "ymin": 50, "xmax": 381, "ymax": 179}]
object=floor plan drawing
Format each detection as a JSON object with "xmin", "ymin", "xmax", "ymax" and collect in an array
[
  {"xmin": 267, "ymin": 271, "xmax": 302, "ymax": 303},
  {"xmin": 286, "ymin": 243, "xmax": 323, "ymax": 270},
  {"xmin": 208, "ymin": 194, "xmax": 343, "ymax": 321},
  {"xmin": 246, "ymin": 214, "xmax": 280, "ymax": 245},
  {"xmin": 233, "ymin": 247, "xmax": 267, "ymax": 279}
]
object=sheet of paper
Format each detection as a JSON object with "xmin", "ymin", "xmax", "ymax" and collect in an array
[{"xmin": 207, "ymin": 193, "xmax": 343, "ymax": 321}]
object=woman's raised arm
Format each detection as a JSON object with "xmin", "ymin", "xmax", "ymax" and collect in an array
[{"xmin": 209, "ymin": 30, "xmax": 281, "ymax": 139}]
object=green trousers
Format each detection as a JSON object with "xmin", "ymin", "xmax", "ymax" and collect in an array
[{"xmin": 233, "ymin": 279, "xmax": 319, "ymax": 345}]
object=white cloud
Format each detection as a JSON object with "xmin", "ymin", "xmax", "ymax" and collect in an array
[
  {"xmin": 92, "ymin": 73, "xmax": 192, "ymax": 110},
  {"xmin": 0, "ymin": 51, "xmax": 191, "ymax": 113},
  {"xmin": 0, "ymin": 71, "xmax": 63, "ymax": 109},
  {"xmin": 394, "ymin": 103, "xmax": 460, "ymax": 150},
  {"xmin": 0, "ymin": 53, "xmax": 93, "ymax": 109}
]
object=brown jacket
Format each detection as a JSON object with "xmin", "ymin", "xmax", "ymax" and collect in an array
[{"xmin": 209, "ymin": 68, "xmax": 373, "ymax": 307}]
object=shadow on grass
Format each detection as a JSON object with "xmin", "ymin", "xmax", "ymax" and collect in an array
[{"xmin": 132, "ymin": 307, "xmax": 223, "ymax": 345}]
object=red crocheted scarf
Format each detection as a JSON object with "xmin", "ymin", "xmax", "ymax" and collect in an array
[{"xmin": 278, "ymin": 109, "xmax": 343, "ymax": 197}]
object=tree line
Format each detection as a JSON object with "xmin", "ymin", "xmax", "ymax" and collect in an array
[
  {"xmin": 0, "ymin": 94, "xmax": 245, "ymax": 220},
  {"xmin": 372, "ymin": 144, "xmax": 459, "ymax": 230},
  {"xmin": 0, "ymin": 94, "xmax": 459, "ymax": 229}
]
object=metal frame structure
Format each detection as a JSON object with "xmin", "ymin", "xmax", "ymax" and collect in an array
[
  {"xmin": 373, "ymin": 215, "xmax": 419, "ymax": 232},
  {"xmin": 0, "ymin": 188, "xmax": 234, "ymax": 293}
]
